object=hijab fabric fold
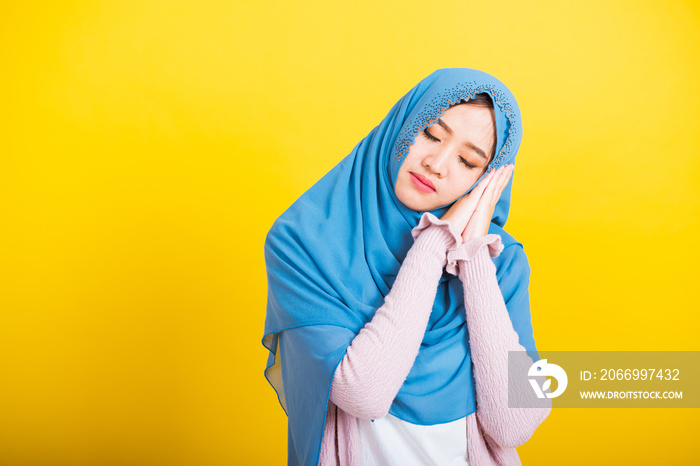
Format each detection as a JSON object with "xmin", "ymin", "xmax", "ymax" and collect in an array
[{"xmin": 263, "ymin": 68, "xmax": 538, "ymax": 466}]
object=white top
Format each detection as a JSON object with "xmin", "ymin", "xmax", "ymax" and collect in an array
[{"xmin": 356, "ymin": 413, "xmax": 469, "ymax": 465}]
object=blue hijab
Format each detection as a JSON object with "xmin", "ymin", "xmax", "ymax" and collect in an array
[{"xmin": 263, "ymin": 68, "xmax": 539, "ymax": 465}]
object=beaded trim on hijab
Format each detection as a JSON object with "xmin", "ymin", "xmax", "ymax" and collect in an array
[{"xmin": 392, "ymin": 82, "xmax": 517, "ymax": 171}]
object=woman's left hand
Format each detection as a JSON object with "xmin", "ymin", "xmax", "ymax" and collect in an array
[{"xmin": 461, "ymin": 164, "xmax": 514, "ymax": 242}]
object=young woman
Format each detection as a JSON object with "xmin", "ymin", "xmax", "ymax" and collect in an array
[{"xmin": 263, "ymin": 68, "xmax": 551, "ymax": 465}]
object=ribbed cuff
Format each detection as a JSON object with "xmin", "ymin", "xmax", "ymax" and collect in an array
[
  {"xmin": 410, "ymin": 212, "xmax": 462, "ymax": 266},
  {"xmin": 457, "ymin": 246, "xmax": 498, "ymax": 280},
  {"xmin": 446, "ymin": 234, "xmax": 503, "ymax": 276},
  {"xmin": 411, "ymin": 212, "xmax": 462, "ymax": 246}
]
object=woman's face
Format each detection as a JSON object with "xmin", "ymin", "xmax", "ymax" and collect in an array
[{"xmin": 394, "ymin": 103, "xmax": 496, "ymax": 212}]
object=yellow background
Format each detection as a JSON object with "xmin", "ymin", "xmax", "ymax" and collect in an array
[{"xmin": 1, "ymin": 0, "xmax": 698, "ymax": 464}]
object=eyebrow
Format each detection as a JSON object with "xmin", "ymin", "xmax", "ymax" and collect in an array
[{"xmin": 436, "ymin": 118, "xmax": 488, "ymax": 160}]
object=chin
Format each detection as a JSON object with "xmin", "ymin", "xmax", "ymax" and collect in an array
[{"xmin": 399, "ymin": 193, "xmax": 432, "ymax": 212}]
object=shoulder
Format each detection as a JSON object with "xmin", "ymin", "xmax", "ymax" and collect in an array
[{"xmin": 264, "ymin": 198, "xmax": 319, "ymax": 257}]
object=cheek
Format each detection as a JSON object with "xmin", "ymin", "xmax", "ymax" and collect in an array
[
  {"xmin": 449, "ymin": 174, "xmax": 480, "ymax": 198},
  {"xmin": 465, "ymin": 173, "xmax": 483, "ymax": 192},
  {"xmin": 404, "ymin": 138, "xmax": 429, "ymax": 162},
  {"xmin": 401, "ymin": 151, "xmax": 416, "ymax": 167}
]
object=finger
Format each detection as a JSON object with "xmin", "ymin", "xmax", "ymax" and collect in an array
[
  {"xmin": 497, "ymin": 165, "xmax": 514, "ymax": 193},
  {"xmin": 472, "ymin": 174, "xmax": 501, "ymax": 224},
  {"xmin": 466, "ymin": 165, "xmax": 512, "ymax": 239},
  {"xmin": 453, "ymin": 165, "xmax": 506, "ymax": 234},
  {"xmin": 464, "ymin": 170, "xmax": 506, "ymax": 241},
  {"xmin": 463, "ymin": 198, "xmax": 493, "ymax": 240},
  {"xmin": 469, "ymin": 166, "xmax": 499, "ymax": 201},
  {"xmin": 481, "ymin": 165, "xmax": 507, "ymax": 207},
  {"xmin": 489, "ymin": 165, "xmax": 513, "ymax": 207},
  {"xmin": 443, "ymin": 170, "xmax": 493, "ymax": 231},
  {"xmin": 456, "ymin": 166, "xmax": 499, "ymax": 209}
]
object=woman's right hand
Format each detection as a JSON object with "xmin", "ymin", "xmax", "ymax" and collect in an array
[{"xmin": 439, "ymin": 165, "xmax": 511, "ymax": 239}]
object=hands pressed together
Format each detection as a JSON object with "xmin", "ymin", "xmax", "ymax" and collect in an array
[{"xmin": 440, "ymin": 164, "xmax": 514, "ymax": 243}]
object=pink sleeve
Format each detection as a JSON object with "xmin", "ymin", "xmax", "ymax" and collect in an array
[
  {"xmin": 451, "ymin": 237, "xmax": 551, "ymax": 448},
  {"xmin": 329, "ymin": 212, "xmax": 461, "ymax": 420}
]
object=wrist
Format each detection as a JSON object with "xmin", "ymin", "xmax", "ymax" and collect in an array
[
  {"xmin": 456, "ymin": 246, "xmax": 497, "ymax": 280},
  {"xmin": 440, "ymin": 212, "xmax": 467, "ymax": 235},
  {"xmin": 410, "ymin": 224, "xmax": 453, "ymax": 265}
]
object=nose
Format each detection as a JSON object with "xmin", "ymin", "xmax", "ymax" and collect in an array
[{"xmin": 423, "ymin": 146, "xmax": 454, "ymax": 178}]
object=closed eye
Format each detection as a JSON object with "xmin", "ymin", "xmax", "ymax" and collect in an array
[
  {"xmin": 422, "ymin": 128, "xmax": 440, "ymax": 142},
  {"xmin": 459, "ymin": 156, "xmax": 476, "ymax": 169}
]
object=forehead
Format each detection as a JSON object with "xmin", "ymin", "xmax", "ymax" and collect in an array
[{"xmin": 439, "ymin": 104, "xmax": 496, "ymax": 134}]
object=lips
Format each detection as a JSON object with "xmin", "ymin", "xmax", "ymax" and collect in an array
[{"xmin": 410, "ymin": 172, "xmax": 436, "ymax": 192}]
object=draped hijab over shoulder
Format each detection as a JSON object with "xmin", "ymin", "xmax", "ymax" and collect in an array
[{"xmin": 262, "ymin": 68, "xmax": 539, "ymax": 466}]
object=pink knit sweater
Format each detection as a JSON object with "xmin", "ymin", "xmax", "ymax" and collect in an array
[{"xmin": 318, "ymin": 212, "xmax": 551, "ymax": 465}]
